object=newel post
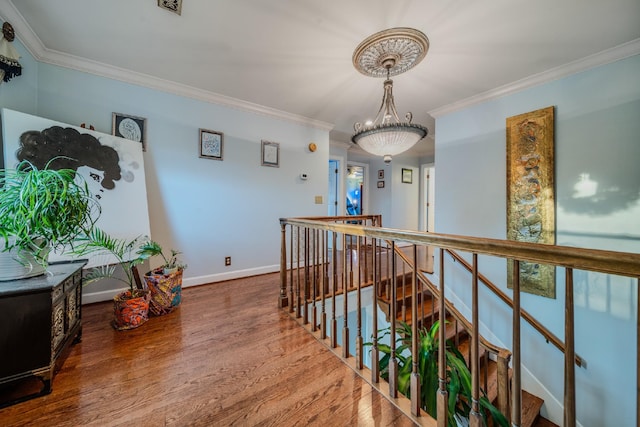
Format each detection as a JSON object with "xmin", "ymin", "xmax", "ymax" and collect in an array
[{"xmin": 278, "ymin": 220, "xmax": 288, "ymax": 308}]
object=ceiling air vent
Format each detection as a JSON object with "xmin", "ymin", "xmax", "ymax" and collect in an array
[{"xmin": 158, "ymin": 0, "xmax": 182, "ymax": 15}]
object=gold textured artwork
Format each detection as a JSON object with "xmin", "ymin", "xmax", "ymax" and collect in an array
[{"xmin": 506, "ymin": 106, "xmax": 555, "ymax": 298}]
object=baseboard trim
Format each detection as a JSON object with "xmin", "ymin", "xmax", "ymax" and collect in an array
[{"xmin": 82, "ymin": 264, "xmax": 281, "ymax": 304}]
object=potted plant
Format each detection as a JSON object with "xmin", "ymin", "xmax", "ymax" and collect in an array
[
  {"xmin": 369, "ymin": 321, "xmax": 509, "ymax": 427},
  {"xmin": 74, "ymin": 228, "xmax": 153, "ymax": 330},
  {"xmin": 138, "ymin": 240, "xmax": 187, "ymax": 316},
  {"xmin": 0, "ymin": 159, "xmax": 100, "ymax": 280}
]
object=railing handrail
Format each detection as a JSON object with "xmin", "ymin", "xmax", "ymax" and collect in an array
[
  {"xmin": 280, "ymin": 217, "xmax": 640, "ymax": 278},
  {"xmin": 445, "ymin": 249, "xmax": 586, "ymax": 368},
  {"xmin": 393, "ymin": 245, "xmax": 512, "ymax": 360}
]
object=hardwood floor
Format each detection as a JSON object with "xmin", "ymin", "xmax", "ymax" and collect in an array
[{"xmin": 0, "ymin": 273, "xmax": 416, "ymax": 426}]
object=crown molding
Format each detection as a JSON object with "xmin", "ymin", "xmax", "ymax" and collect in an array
[
  {"xmin": 429, "ymin": 38, "xmax": 640, "ymax": 118},
  {"xmin": 0, "ymin": 2, "xmax": 334, "ymax": 132}
]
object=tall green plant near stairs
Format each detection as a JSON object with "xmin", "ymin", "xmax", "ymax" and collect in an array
[{"xmin": 371, "ymin": 321, "xmax": 508, "ymax": 427}]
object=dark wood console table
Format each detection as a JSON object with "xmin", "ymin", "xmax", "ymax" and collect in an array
[{"xmin": 0, "ymin": 259, "xmax": 86, "ymax": 408}]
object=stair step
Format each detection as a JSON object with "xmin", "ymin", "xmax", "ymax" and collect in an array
[{"xmin": 521, "ymin": 390, "xmax": 544, "ymax": 427}]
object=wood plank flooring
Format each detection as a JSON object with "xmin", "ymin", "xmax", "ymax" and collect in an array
[{"xmin": 0, "ymin": 273, "xmax": 416, "ymax": 426}]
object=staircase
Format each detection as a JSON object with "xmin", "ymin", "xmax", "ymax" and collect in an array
[{"xmin": 377, "ymin": 271, "xmax": 557, "ymax": 427}]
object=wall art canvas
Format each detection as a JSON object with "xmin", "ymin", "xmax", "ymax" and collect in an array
[
  {"xmin": 506, "ymin": 106, "xmax": 555, "ymax": 298},
  {"xmin": 1, "ymin": 108, "xmax": 151, "ymax": 268}
]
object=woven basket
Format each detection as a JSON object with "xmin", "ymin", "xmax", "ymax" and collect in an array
[
  {"xmin": 144, "ymin": 268, "xmax": 183, "ymax": 316},
  {"xmin": 112, "ymin": 290, "xmax": 150, "ymax": 330}
]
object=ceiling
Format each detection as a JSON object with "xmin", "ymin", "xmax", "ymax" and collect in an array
[{"xmin": 1, "ymin": 0, "xmax": 639, "ymax": 158}]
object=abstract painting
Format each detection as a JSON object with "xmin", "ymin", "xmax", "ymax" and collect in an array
[{"xmin": 506, "ymin": 106, "xmax": 555, "ymax": 298}]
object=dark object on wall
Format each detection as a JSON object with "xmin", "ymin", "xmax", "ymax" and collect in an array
[
  {"xmin": 0, "ymin": 260, "xmax": 86, "ymax": 408},
  {"xmin": 0, "ymin": 22, "xmax": 22, "ymax": 83}
]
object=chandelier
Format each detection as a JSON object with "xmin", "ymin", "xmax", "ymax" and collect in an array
[{"xmin": 351, "ymin": 28, "xmax": 429, "ymax": 163}]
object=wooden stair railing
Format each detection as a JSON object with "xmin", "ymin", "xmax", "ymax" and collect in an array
[
  {"xmin": 386, "ymin": 245, "xmax": 514, "ymax": 420},
  {"xmin": 445, "ymin": 249, "xmax": 586, "ymax": 368},
  {"xmin": 278, "ymin": 216, "xmax": 640, "ymax": 427}
]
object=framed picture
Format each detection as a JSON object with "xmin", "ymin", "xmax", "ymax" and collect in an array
[
  {"xmin": 377, "ymin": 180, "xmax": 385, "ymax": 188},
  {"xmin": 402, "ymin": 168, "xmax": 413, "ymax": 184},
  {"xmin": 261, "ymin": 140, "xmax": 280, "ymax": 167},
  {"xmin": 378, "ymin": 169, "xmax": 385, "ymax": 179},
  {"xmin": 112, "ymin": 113, "xmax": 147, "ymax": 151},
  {"xmin": 506, "ymin": 106, "xmax": 555, "ymax": 298},
  {"xmin": 199, "ymin": 129, "xmax": 223, "ymax": 160},
  {"xmin": 158, "ymin": 0, "xmax": 182, "ymax": 15}
]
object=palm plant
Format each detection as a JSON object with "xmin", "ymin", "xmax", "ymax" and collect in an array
[
  {"xmin": 137, "ymin": 240, "xmax": 186, "ymax": 272},
  {"xmin": 73, "ymin": 228, "xmax": 153, "ymax": 294},
  {"xmin": 371, "ymin": 321, "xmax": 509, "ymax": 427}
]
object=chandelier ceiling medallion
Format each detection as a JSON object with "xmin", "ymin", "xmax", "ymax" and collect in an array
[{"xmin": 351, "ymin": 28, "xmax": 429, "ymax": 163}]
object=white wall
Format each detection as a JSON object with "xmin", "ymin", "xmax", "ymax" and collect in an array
[
  {"xmin": 1, "ymin": 43, "xmax": 330, "ymax": 301},
  {"xmin": 435, "ymin": 54, "xmax": 640, "ymax": 426}
]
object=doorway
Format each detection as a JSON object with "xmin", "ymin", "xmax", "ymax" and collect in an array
[
  {"xmin": 420, "ymin": 164, "xmax": 435, "ymax": 231},
  {"xmin": 346, "ymin": 163, "xmax": 366, "ymax": 216}
]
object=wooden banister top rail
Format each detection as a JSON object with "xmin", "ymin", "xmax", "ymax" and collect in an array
[
  {"xmin": 280, "ymin": 218, "xmax": 640, "ymax": 278},
  {"xmin": 446, "ymin": 249, "xmax": 585, "ymax": 368}
]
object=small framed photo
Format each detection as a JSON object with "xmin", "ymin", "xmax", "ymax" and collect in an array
[
  {"xmin": 377, "ymin": 180, "xmax": 385, "ymax": 188},
  {"xmin": 402, "ymin": 168, "xmax": 413, "ymax": 184},
  {"xmin": 158, "ymin": 0, "xmax": 182, "ymax": 15},
  {"xmin": 378, "ymin": 169, "xmax": 385, "ymax": 179},
  {"xmin": 261, "ymin": 140, "xmax": 280, "ymax": 167},
  {"xmin": 112, "ymin": 113, "xmax": 147, "ymax": 151},
  {"xmin": 199, "ymin": 129, "xmax": 223, "ymax": 160}
]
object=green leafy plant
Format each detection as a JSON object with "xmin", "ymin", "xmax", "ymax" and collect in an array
[
  {"xmin": 137, "ymin": 240, "xmax": 187, "ymax": 271},
  {"xmin": 0, "ymin": 159, "xmax": 100, "ymax": 265},
  {"xmin": 369, "ymin": 321, "xmax": 508, "ymax": 427},
  {"xmin": 73, "ymin": 228, "xmax": 154, "ymax": 294}
]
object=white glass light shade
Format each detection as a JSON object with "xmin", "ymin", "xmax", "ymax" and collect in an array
[{"xmin": 352, "ymin": 123, "xmax": 427, "ymax": 162}]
